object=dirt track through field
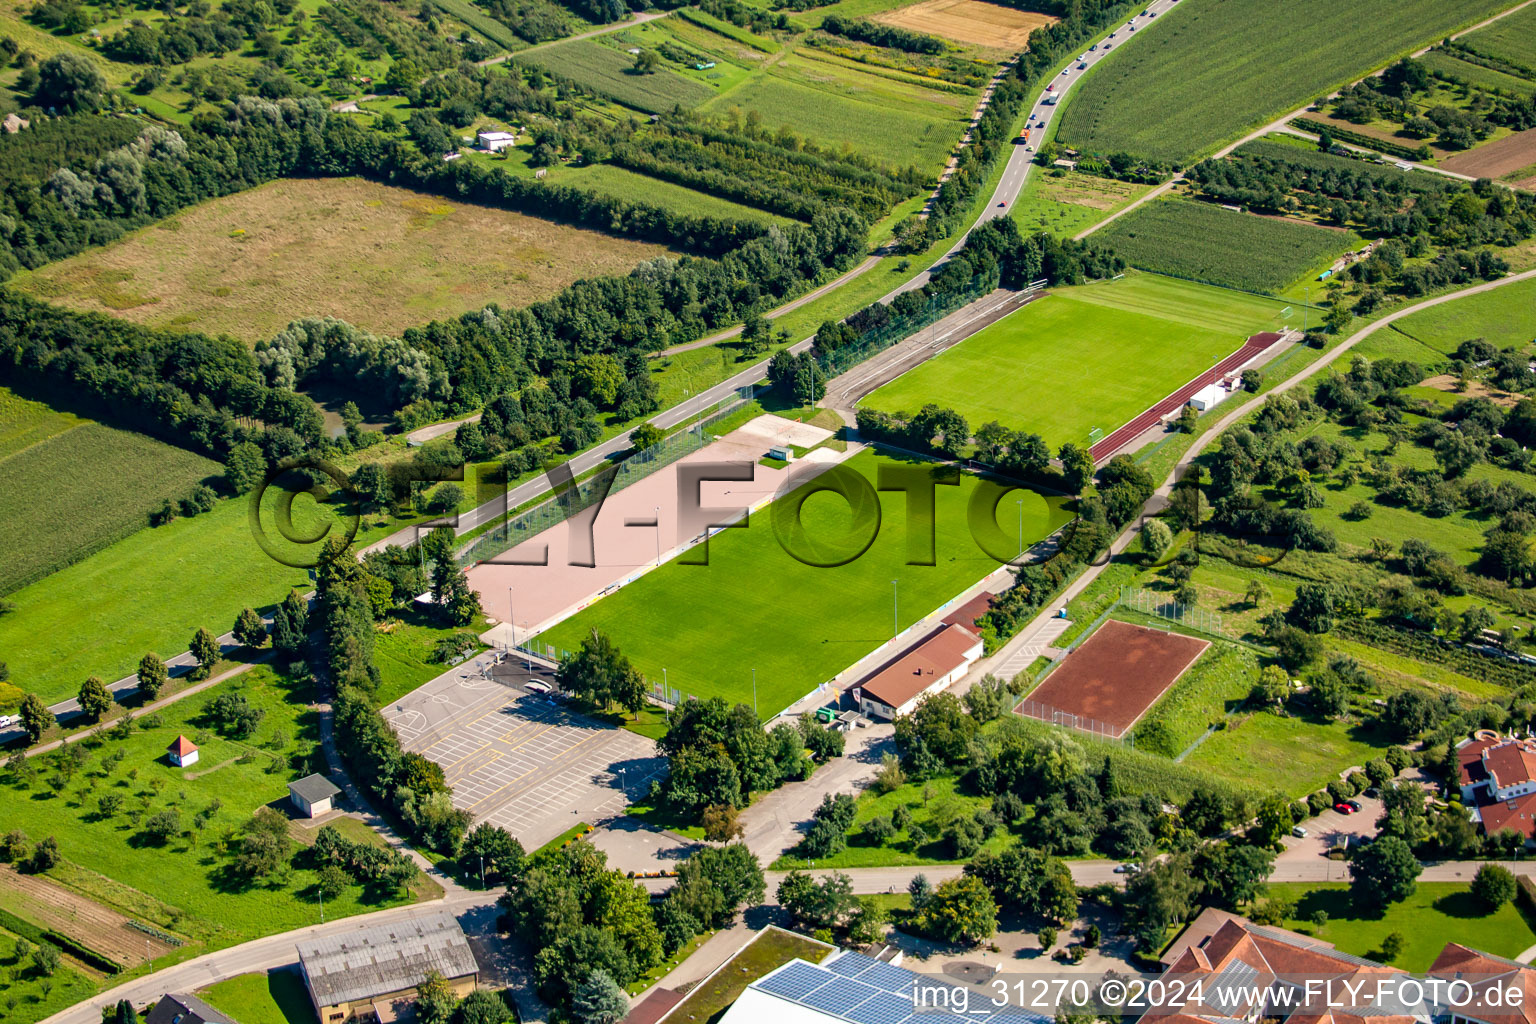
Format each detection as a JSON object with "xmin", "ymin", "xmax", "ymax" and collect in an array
[
  {"xmin": 1018, "ymin": 619, "xmax": 1208, "ymax": 735},
  {"xmin": 0, "ymin": 866, "xmax": 181, "ymax": 967},
  {"xmin": 876, "ymin": 0, "xmax": 1056, "ymax": 50}
]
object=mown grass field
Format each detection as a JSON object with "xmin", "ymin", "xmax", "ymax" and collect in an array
[
  {"xmin": 542, "ymin": 449, "xmax": 1072, "ymax": 715},
  {"xmin": 1459, "ymin": 1, "xmax": 1536, "ymax": 72},
  {"xmin": 1181, "ymin": 705, "xmax": 1393, "ymax": 798},
  {"xmin": 201, "ymin": 969, "xmax": 319, "ymax": 1024},
  {"xmin": 512, "ymin": 38, "xmax": 715, "ymax": 112},
  {"xmin": 1056, "ymin": 0, "xmax": 1514, "ymax": 163},
  {"xmin": 1266, "ymin": 883, "xmax": 1536, "ymax": 971},
  {"xmin": 9, "ymin": 177, "xmax": 672, "ymax": 344},
  {"xmin": 0, "ymin": 490, "xmax": 314, "ymax": 705},
  {"xmin": 1093, "ymin": 199, "xmax": 1355, "ymax": 294},
  {"xmin": 864, "ymin": 273, "xmax": 1291, "ymax": 451},
  {"xmin": 1009, "ymin": 169, "xmax": 1153, "ymax": 239},
  {"xmin": 0, "ymin": 388, "xmax": 220, "ymax": 596},
  {"xmin": 1368, "ymin": 274, "xmax": 1536, "ymax": 359},
  {"xmin": 0, "ymin": 667, "xmax": 428, "ymax": 954}
]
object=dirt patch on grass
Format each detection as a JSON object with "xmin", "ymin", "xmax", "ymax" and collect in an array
[
  {"xmin": 875, "ymin": 0, "xmax": 1055, "ymax": 50},
  {"xmin": 1035, "ymin": 171, "xmax": 1144, "ymax": 211},
  {"xmin": 1018, "ymin": 619, "xmax": 1209, "ymax": 736},
  {"xmin": 0, "ymin": 865, "xmax": 181, "ymax": 967},
  {"xmin": 11, "ymin": 177, "xmax": 673, "ymax": 343},
  {"xmin": 1440, "ymin": 127, "xmax": 1536, "ymax": 179},
  {"xmin": 1419, "ymin": 374, "xmax": 1522, "ymax": 408}
]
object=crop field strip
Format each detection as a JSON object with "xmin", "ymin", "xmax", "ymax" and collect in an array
[
  {"xmin": 0, "ymin": 388, "xmax": 220, "ymax": 596},
  {"xmin": 1457, "ymin": 1, "xmax": 1536, "ymax": 71},
  {"xmin": 863, "ymin": 273, "xmax": 1292, "ymax": 451},
  {"xmin": 1416, "ymin": 50, "xmax": 1535, "ymax": 96},
  {"xmin": 541, "ymin": 449, "xmax": 1073, "ymax": 715},
  {"xmin": 1056, "ymin": 0, "xmax": 1518, "ymax": 164},
  {"xmin": 1091, "ymin": 198, "xmax": 1355, "ymax": 295}
]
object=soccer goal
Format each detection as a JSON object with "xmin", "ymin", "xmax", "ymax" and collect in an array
[{"xmin": 1087, "ymin": 426, "xmax": 1105, "ymax": 448}]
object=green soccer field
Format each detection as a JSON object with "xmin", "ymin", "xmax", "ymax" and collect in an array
[
  {"xmin": 863, "ymin": 273, "xmax": 1293, "ymax": 452},
  {"xmin": 540, "ymin": 449, "xmax": 1074, "ymax": 716}
]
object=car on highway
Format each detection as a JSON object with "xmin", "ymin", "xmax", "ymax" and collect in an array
[
  {"xmin": 1077, "ymin": 62, "xmax": 1087, "ymax": 68},
  {"xmin": 1089, "ymin": 43, "xmax": 1097, "ymax": 50},
  {"xmin": 1103, "ymin": 42, "xmax": 1112, "ymax": 48},
  {"xmin": 1061, "ymin": 67, "xmax": 1071, "ymax": 75}
]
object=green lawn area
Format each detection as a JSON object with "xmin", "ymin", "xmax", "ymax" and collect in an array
[
  {"xmin": 665, "ymin": 927, "xmax": 831, "ymax": 1024},
  {"xmin": 1182, "ymin": 707, "xmax": 1392, "ymax": 798},
  {"xmin": 1092, "ymin": 199, "xmax": 1356, "ymax": 295},
  {"xmin": 512, "ymin": 38, "xmax": 715, "ymax": 112},
  {"xmin": 1055, "ymin": 0, "xmax": 1515, "ymax": 164},
  {"xmin": 200, "ymin": 969, "xmax": 318, "ymax": 1024},
  {"xmin": 1130, "ymin": 641, "xmax": 1260, "ymax": 759},
  {"xmin": 864, "ymin": 273, "xmax": 1292, "ymax": 451},
  {"xmin": 0, "ymin": 387, "xmax": 221, "ymax": 597},
  {"xmin": 0, "ymin": 491, "xmax": 317, "ymax": 707},
  {"xmin": 373, "ymin": 612, "xmax": 489, "ymax": 708},
  {"xmin": 542, "ymin": 449, "xmax": 1072, "ymax": 715},
  {"xmin": 1266, "ymin": 882, "xmax": 1536, "ymax": 971},
  {"xmin": 1377, "ymin": 274, "xmax": 1536, "ymax": 356},
  {"xmin": 768, "ymin": 774, "xmax": 1008, "ymax": 869},
  {"xmin": 0, "ymin": 666, "xmax": 427, "ymax": 953},
  {"xmin": 0, "ymin": 922, "xmax": 99, "ymax": 1024}
]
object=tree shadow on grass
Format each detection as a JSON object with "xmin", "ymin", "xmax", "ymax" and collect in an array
[{"xmin": 1432, "ymin": 890, "xmax": 1488, "ymax": 920}]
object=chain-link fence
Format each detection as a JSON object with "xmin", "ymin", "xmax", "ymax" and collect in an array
[
  {"xmin": 1015, "ymin": 698, "xmax": 1131, "ymax": 741},
  {"xmin": 1120, "ymin": 586, "xmax": 1225, "ymax": 637},
  {"xmin": 815, "ymin": 268, "xmax": 1001, "ymax": 378},
  {"xmin": 458, "ymin": 387, "xmax": 753, "ymax": 567}
]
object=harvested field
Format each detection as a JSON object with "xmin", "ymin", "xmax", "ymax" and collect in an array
[
  {"xmin": 10, "ymin": 177, "xmax": 672, "ymax": 343},
  {"xmin": 1440, "ymin": 127, "xmax": 1536, "ymax": 179},
  {"xmin": 1418, "ymin": 375, "xmax": 1522, "ymax": 408},
  {"xmin": 1017, "ymin": 619, "xmax": 1209, "ymax": 737},
  {"xmin": 0, "ymin": 865, "xmax": 180, "ymax": 967},
  {"xmin": 874, "ymin": 0, "xmax": 1055, "ymax": 50}
]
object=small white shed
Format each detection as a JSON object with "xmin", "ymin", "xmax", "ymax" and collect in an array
[{"xmin": 288, "ymin": 774, "xmax": 342, "ymax": 818}]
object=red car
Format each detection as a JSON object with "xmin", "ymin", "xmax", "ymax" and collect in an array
[{"xmin": 1335, "ymin": 802, "xmax": 1356, "ymax": 814}]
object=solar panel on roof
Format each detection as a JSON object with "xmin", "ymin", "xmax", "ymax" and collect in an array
[
  {"xmin": 758, "ymin": 962, "xmax": 835, "ymax": 1000},
  {"xmin": 856, "ymin": 960, "xmax": 923, "ymax": 995},
  {"xmin": 826, "ymin": 952, "xmax": 881, "ymax": 979},
  {"xmin": 804, "ymin": 981, "xmax": 881, "ymax": 1015},
  {"xmin": 846, "ymin": 993, "xmax": 917, "ymax": 1024}
]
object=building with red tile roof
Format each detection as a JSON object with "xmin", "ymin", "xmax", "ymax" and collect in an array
[
  {"xmin": 1457, "ymin": 732, "xmax": 1536, "ymax": 841},
  {"xmin": 853, "ymin": 623, "xmax": 983, "ymax": 720},
  {"xmin": 166, "ymin": 735, "xmax": 199, "ymax": 768}
]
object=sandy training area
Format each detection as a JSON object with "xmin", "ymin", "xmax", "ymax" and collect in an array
[
  {"xmin": 467, "ymin": 415, "xmax": 843, "ymax": 639},
  {"xmin": 1440, "ymin": 127, "xmax": 1536, "ymax": 179},
  {"xmin": 876, "ymin": 0, "xmax": 1057, "ymax": 50},
  {"xmin": 1018, "ymin": 619, "xmax": 1208, "ymax": 737}
]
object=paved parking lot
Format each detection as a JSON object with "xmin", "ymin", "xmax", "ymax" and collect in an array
[{"xmin": 382, "ymin": 654, "xmax": 665, "ymax": 850}]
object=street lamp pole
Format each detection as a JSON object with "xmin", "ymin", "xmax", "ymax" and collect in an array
[
  {"xmin": 1016, "ymin": 496, "xmax": 1024, "ymax": 560},
  {"xmin": 654, "ymin": 505, "xmax": 661, "ymax": 566}
]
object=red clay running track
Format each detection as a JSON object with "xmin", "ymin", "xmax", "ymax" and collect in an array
[
  {"xmin": 1018, "ymin": 619, "xmax": 1209, "ymax": 736},
  {"xmin": 1088, "ymin": 331, "xmax": 1286, "ymax": 462}
]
